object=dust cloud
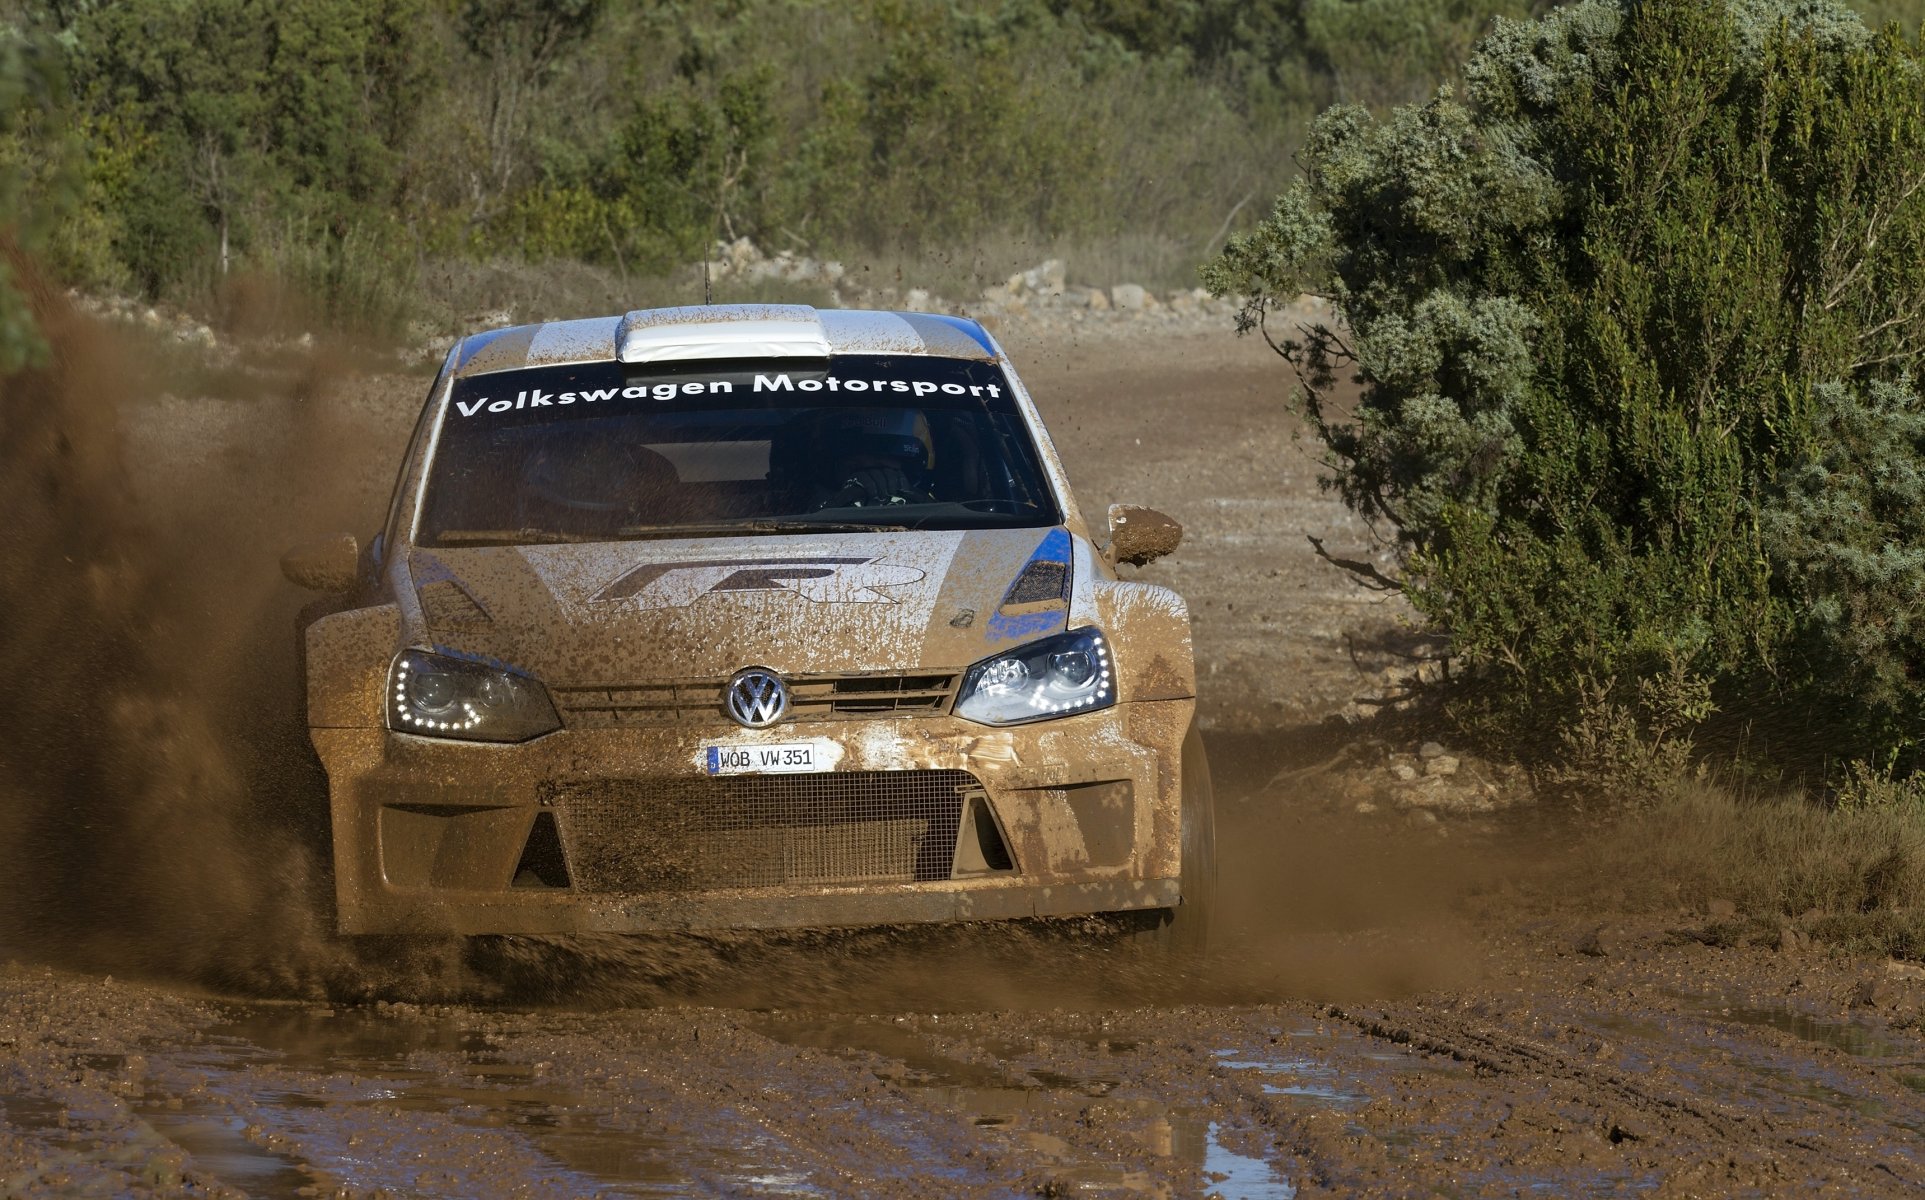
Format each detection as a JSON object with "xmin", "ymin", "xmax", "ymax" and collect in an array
[{"xmin": 0, "ymin": 273, "xmax": 475, "ymax": 999}]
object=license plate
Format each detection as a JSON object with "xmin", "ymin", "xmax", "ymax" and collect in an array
[{"xmin": 705, "ymin": 740, "xmax": 832, "ymax": 776}]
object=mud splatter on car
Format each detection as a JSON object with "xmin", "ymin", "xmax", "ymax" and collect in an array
[{"xmin": 288, "ymin": 305, "xmax": 1215, "ymax": 943}]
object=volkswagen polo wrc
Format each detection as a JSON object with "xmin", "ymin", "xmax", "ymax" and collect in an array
[{"xmin": 284, "ymin": 304, "xmax": 1213, "ymax": 943}]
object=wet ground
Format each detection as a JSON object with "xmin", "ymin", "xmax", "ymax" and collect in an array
[
  {"xmin": 8, "ymin": 909, "xmax": 1925, "ymax": 1198},
  {"xmin": 5, "ymin": 322, "xmax": 1925, "ymax": 1197}
]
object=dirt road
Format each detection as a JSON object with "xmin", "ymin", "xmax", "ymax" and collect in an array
[{"xmin": 4, "ymin": 323, "xmax": 1925, "ymax": 1198}]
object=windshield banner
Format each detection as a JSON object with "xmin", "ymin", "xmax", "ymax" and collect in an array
[{"xmin": 448, "ymin": 358, "xmax": 1012, "ymax": 425}]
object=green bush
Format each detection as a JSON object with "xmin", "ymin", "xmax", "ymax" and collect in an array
[
  {"xmin": 27, "ymin": 0, "xmax": 431, "ymax": 323},
  {"xmin": 1206, "ymin": 0, "xmax": 1925, "ymax": 778},
  {"xmin": 0, "ymin": 32, "xmax": 75, "ymax": 371},
  {"xmin": 1764, "ymin": 380, "xmax": 1925, "ymax": 764}
]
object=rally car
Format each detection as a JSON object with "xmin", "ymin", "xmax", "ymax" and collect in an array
[{"xmin": 282, "ymin": 304, "xmax": 1213, "ymax": 945}]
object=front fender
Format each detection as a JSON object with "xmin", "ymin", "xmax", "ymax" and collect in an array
[
  {"xmin": 1088, "ymin": 580, "xmax": 1194, "ymax": 704},
  {"xmin": 306, "ymin": 604, "xmax": 402, "ymax": 728}
]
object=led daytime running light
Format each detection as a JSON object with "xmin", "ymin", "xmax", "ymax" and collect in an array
[
  {"xmin": 385, "ymin": 649, "xmax": 559, "ymax": 743},
  {"xmin": 955, "ymin": 628, "xmax": 1116, "ymax": 726}
]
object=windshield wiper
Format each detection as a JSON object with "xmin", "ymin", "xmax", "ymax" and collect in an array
[
  {"xmin": 435, "ymin": 528, "xmax": 614, "ymax": 546},
  {"xmin": 617, "ymin": 521, "xmax": 910, "ymax": 538}
]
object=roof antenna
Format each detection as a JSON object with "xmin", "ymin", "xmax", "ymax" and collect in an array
[{"xmin": 703, "ymin": 207, "xmax": 721, "ymax": 306}]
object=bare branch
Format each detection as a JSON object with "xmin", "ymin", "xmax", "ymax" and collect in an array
[{"xmin": 1307, "ymin": 533, "xmax": 1405, "ymax": 593}]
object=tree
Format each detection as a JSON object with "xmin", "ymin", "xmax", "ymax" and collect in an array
[
  {"xmin": 1204, "ymin": 0, "xmax": 1925, "ymax": 774},
  {"xmin": 56, "ymin": 0, "xmax": 432, "ymax": 305},
  {"xmin": 0, "ymin": 33, "xmax": 74, "ymax": 372}
]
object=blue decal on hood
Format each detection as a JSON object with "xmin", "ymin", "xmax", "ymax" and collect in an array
[
  {"xmin": 409, "ymin": 549, "xmax": 460, "ymax": 586},
  {"xmin": 987, "ymin": 527, "xmax": 1072, "ymax": 642}
]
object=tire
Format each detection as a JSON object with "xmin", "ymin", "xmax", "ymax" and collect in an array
[{"xmin": 1128, "ymin": 723, "xmax": 1218, "ymax": 958}]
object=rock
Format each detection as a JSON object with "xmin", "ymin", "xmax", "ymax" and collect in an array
[
  {"xmin": 1354, "ymin": 800, "xmax": 1379, "ymax": 815},
  {"xmin": 904, "ymin": 288, "xmax": 931, "ymax": 310},
  {"xmin": 1389, "ymin": 762, "xmax": 1420, "ymax": 782},
  {"xmin": 1573, "ymin": 925, "xmax": 1610, "ymax": 957},
  {"xmin": 715, "ymin": 236, "xmax": 760, "ymax": 274},
  {"xmin": 1392, "ymin": 774, "xmax": 1507, "ymax": 815},
  {"xmin": 1425, "ymin": 755, "xmax": 1460, "ymax": 778},
  {"xmin": 1885, "ymin": 959, "xmax": 1925, "ymax": 981},
  {"xmin": 1777, "ymin": 924, "xmax": 1809, "ymax": 953},
  {"xmin": 1085, "ymin": 287, "xmax": 1110, "ymax": 312},
  {"xmin": 1419, "ymin": 742, "xmax": 1446, "ymax": 759},
  {"xmin": 1407, "ymin": 809, "xmax": 1439, "ymax": 826},
  {"xmin": 1707, "ymin": 898, "xmax": 1737, "ymax": 920},
  {"xmin": 1020, "ymin": 259, "xmax": 1066, "ymax": 296},
  {"xmin": 1110, "ymin": 283, "xmax": 1151, "ymax": 311}
]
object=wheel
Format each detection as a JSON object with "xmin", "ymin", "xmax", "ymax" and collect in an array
[{"xmin": 1128, "ymin": 723, "xmax": 1218, "ymax": 958}]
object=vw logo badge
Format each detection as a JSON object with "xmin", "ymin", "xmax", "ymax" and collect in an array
[{"xmin": 724, "ymin": 668, "xmax": 789, "ymax": 729}]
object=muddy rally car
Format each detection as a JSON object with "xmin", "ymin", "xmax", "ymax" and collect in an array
[{"xmin": 283, "ymin": 304, "xmax": 1213, "ymax": 945}]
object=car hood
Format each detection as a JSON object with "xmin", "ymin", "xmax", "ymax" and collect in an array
[{"xmin": 404, "ymin": 527, "xmax": 1078, "ymax": 683}]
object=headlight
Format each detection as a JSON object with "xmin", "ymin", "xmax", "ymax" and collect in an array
[
  {"xmin": 955, "ymin": 628, "xmax": 1114, "ymax": 725},
  {"xmin": 386, "ymin": 649, "xmax": 560, "ymax": 743}
]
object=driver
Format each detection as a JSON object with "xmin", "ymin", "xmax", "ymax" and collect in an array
[{"xmin": 807, "ymin": 408, "xmax": 938, "ymax": 509}]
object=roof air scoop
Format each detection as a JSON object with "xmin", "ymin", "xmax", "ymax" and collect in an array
[{"xmin": 616, "ymin": 304, "xmax": 831, "ymax": 364}]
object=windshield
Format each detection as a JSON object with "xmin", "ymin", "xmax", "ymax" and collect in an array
[{"xmin": 416, "ymin": 355, "xmax": 1061, "ymax": 546}]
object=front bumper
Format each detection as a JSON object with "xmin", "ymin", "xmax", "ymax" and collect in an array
[{"xmin": 311, "ymin": 700, "xmax": 1194, "ymax": 935}]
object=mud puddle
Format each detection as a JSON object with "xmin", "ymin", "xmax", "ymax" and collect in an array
[
  {"xmin": 752, "ymin": 1012, "xmax": 1302, "ymax": 1196},
  {"xmin": 1684, "ymin": 995, "xmax": 1923, "ymax": 1066},
  {"xmin": 118, "ymin": 1005, "xmax": 809, "ymax": 1197},
  {"xmin": 1654, "ymin": 990, "xmax": 1925, "ymax": 1116}
]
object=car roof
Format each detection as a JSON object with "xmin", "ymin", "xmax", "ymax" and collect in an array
[{"xmin": 448, "ymin": 305, "xmax": 1000, "ymax": 379}]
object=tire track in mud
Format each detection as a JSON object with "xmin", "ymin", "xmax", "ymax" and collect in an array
[{"xmin": 1295, "ymin": 998, "xmax": 1925, "ymax": 1195}]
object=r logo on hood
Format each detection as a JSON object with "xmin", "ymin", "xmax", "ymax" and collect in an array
[{"xmin": 593, "ymin": 556, "xmax": 927, "ymax": 606}]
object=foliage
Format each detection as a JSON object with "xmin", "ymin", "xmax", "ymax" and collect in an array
[
  {"xmin": 17, "ymin": 0, "xmax": 433, "ymax": 323},
  {"xmin": 1764, "ymin": 381, "xmax": 1925, "ymax": 761},
  {"xmin": 1205, "ymin": 0, "xmax": 1925, "ymax": 778},
  {"xmin": 0, "ymin": 31, "xmax": 74, "ymax": 372},
  {"xmin": 1, "ymin": 0, "xmax": 1632, "ymax": 323}
]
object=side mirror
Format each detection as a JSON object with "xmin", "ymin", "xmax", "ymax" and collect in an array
[
  {"xmin": 281, "ymin": 534, "xmax": 360, "ymax": 592},
  {"xmin": 1106, "ymin": 504, "xmax": 1182, "ymax": 567}
]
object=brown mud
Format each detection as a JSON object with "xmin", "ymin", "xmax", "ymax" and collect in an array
[{"xmin": 3, "ymin": 306, "xmax": 1925, "ymax": 1195}]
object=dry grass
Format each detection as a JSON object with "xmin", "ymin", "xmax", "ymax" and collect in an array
[{"xmin": 1577, "ymin": 776, "xmax": 1925, "ymax": 958}]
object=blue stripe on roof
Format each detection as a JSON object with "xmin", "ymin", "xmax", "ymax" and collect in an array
[{"xmin": 913, "ymin": 313, "xmax": 997, "ymax": 356}]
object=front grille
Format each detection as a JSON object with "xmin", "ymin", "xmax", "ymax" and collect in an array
[
  {"xmin": 546, "ymin": 769, "xmax": 976, "ymax": 893},
  {"xmin": 553, "ymin": 672, "xmax": 959, "ymax": 728}
]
